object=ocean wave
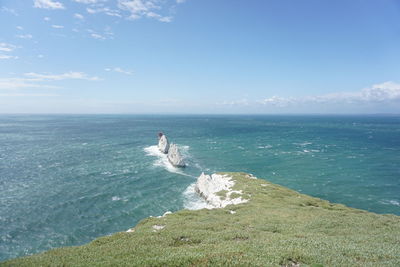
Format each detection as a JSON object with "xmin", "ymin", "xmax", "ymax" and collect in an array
[
  {"xmin": 257, "ymin": 145, "xmax": 272, "ymax": 149},
  {"xmin": 143, "ymin": 145, "xmax": 189, "ymax": 176},
  {"xmin": 380, "ymin": 200, "xmax": 400, "ymax": 206},
  {"xmin": 182, "ymin": 183, "xmax": 211, "ymax": 210},
  {"xmin": 294, "ymin": 141, "xmax": 312, "ymax": 146}
]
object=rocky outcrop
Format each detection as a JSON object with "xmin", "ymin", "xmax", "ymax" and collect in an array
[
  {"xmin": 195, "ymin": 173, "xmax": 248, "ymax": 208},
  {"xmin": 167, "ymin": 143, "xmax": 185, "ymax": 167},
  {"xmin": 158, "ymin": 133, "xmax": 169, "ymax": 154}
]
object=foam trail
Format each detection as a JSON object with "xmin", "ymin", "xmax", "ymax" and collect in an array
[
  {"xmin": 144, "ymin": 145, "xmax": 192, "ymax": 177},
  {"xmin": 183, "ymin": 183, "xmax": 212, "ymax": 210},
  {"xmin": 380, "ymin": 200, "xmax": 400, "ymax": 206}
]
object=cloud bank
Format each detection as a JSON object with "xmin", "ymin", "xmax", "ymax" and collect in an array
[
  {"xmin": 257, "ymin": 82, "xmax": 400, "ymax": 107},
  {"xmin": 35, "ymin": 0, "xmax": 187, "ymax": 23},
  {"xmin": 0, "ymin": 72, "xmax": 100, "ymax": 90}
]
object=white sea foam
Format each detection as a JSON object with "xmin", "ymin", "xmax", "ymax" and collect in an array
[
  {"xmin": 111, "ymin": 196, "xmax": 121, "ymax": 201},
  {"xmin": 381, "ymin": 200, "xmax": 400, "ymax": 206},
  {"xmin": 144, "ymin": 145, "xmax": 191, "ymax": 176},
  {"xmin": 258, "ymin": 144, "xmax": 272, "ymax": 149},
  {"xmin": 294, "ymin": 142, "xmax": 312, "ymax": 146},
  {"xmin": 183, "ymin": 183, "xmax": 212, "ymax": 210}
]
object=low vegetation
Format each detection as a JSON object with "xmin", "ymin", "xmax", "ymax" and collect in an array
[{"xmin": 3, "ymin": 172, "xmax": 400, "ymax": 266}]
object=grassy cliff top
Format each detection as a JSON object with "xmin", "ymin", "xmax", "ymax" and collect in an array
[{"xmin": 3, "ymin": 172, "xmax": 400, "ymax": 266}]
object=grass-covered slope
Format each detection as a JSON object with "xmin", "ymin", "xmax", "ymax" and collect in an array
[{"xmin": 3, "ymin": 172, "xmax": 400, "ymax": 266}]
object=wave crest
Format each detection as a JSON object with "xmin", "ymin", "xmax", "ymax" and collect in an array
[
  {"xmin": 182, "ymin": 183, "xmax": 211, "ymax": 210},
  {"xmin": 144, "ymin": 145, "xmax": 188, "ymax": 176}
]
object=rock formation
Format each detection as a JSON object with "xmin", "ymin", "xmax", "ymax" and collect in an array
[
  {"xmin": 195, "ymin": 172, "xmax": 248, "ymax": 208},
  {"xmin": 158, "ymin": 133, "xmax": 169, "ymax": 154},
  {"xmin": 167, "ymin": 143, "xmax": 185, "ymax": 167}
]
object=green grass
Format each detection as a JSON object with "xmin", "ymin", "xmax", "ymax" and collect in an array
[
  {"xmin": 216, "ymin": 189, "xmax": 228, "ymax": 200},
  {"xmin": 3, "ymin": 172, "xmax": 400, "ymax": 266}
]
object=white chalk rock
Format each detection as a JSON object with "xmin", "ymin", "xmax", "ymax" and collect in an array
[
  {"xmin": 195, "ymin": 173, "xmax": 248, "ymax": 208},
  {"xmin": 157, "ymin": 211, "xmax": 172, "ymax": 218},
  {"xmin": 158, "ymin": 134, "xmax": 169, "ymax": 154},
  {"xmin": 167, "ymin": 143, "xmax": 185, "ymax": 167},
  {"xmin": 152, "ymin": 225, "xmax": 165, "ymax": 232}
]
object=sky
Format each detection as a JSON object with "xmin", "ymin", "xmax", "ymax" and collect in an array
[{"xmin": 0, "ymin": 0, "xmax": 399, "ymax": 114}]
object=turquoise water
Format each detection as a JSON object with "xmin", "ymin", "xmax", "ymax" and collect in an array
[{"xmin": 1, "ymin": 114, "xmax": 399, "ymax": 261}]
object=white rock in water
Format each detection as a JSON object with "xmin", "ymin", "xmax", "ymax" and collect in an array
[
  {"xmin": 195, "ymin": 173, "xmax": 248, "ymax": 208},
  {"xmin": 158, "ymin": 134, "xmax": 169, "ymax": 153},
  {"xmin": 167, "ymin": 143, "xmax": 185, "ymax": 167}
]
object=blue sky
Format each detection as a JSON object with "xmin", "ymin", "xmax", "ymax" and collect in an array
[{"xmin": 0, "ymin": 0, "xmax": 399, "ymax": 114}]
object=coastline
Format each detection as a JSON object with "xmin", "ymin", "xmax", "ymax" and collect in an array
[{"xmin": 4, "ymin": 172, "xmax": 400, "ymax": 266}]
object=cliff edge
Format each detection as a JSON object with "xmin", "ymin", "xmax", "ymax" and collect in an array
[{"xmin": 3, "ymin": 172, "xmax": 400, "ymax": 266}]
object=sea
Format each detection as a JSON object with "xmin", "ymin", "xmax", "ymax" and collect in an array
[{"xmin": 1, "ymin": 114, "xmax": 399, "ymax": 261}]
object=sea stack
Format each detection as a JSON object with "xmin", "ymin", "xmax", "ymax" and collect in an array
[
  {"xmin": 158, "ymin": 132, "xmax": 169, "ymax": 154},
  {"xmin": 167, "ymin": 143, "xmax": 185, "ymax": 167}
]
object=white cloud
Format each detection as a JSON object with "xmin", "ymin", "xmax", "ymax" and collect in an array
[
  {"xmin": 86, "ymin": 7, "xmax": 96, "ymax": 13},
  {"xmin": 87, "ymin": 7, "xmax": 122, "ymax": 17},
  {"xmin": 16, "ymin": 26, "xmax": 23, "ymax": 30},
  {"xmin": 0, "ymin": 43, "xmax": 18, "ymax": 60},
  {"xmin": 146, "ymin": 11, "xmax": 172, "ymax": 23},
  {"xmin": 105, "ymin": 67, "xmax": 134, "ymax": 75},
  {"xmin": 117, "ymin": 0, "xmax": 150, "ymax": 17},
  {"xmin": 34, "ymin": 0, "xmax": 65, "ymax": 9},
  {"xmin": 258, "ymin": 96, "xmax": 294, "ymax": 107},
  {"xmin": 0, "ymin": 43, "xmax": 17, "ymax": 52},
  {"xmin": 91, "ymin": 33, "xmax": 106, "ymax": 40},
  {"xmin": 0, "ymin": 55, "xmax": 18, "ymax": 60},
  {"xmin": 360, "ymin": 81, "xmax": 400, "ymax": 102},
  {"xmin": 217, "ymin": 82, "xmax": 400, "ymax": 111},
  {"xmin": 0, "ymin": 72, "xmax": 100, "ymax": 90},
  {"xmin": 296, "ymin": 82, "xmax": 400, "ymax": 104},
  {"xmin": 117, "ymin": 0, "xmax": 173, "ymax": 22},
  {"xmin": 0, "ymin": 78, "xmax": 57, "ymax": 89},
  {"xmin": 24, "ymin": 71, "xmax": 100, "ymax": 81},
  {"xmin": 74, "ymin": 13, "xmax": 85, "ymax": 19},
  {"xmin": 257, "ymin": 81, "xmax": 400, "ymax": 107},
  {"xmin": 73, "ymin": 0, "xmax": 101, "ymax": 3},
  {"xmin": 16, "ymin": 34, "xmax": 33, "ymax": 39},
  {"xmin": 87, "ymin": 27, "xmax": 113, "ymax": 40},
  {"xmin": 56, "ymin": 0, "xmax": 187, "ymax": 22},
  {"xmin": 218, "ymin": 99, "xmax": 249, "ymax": 106},
  {"xmin": 44, "ymin": 16, "xmax": 51, "ymax": 21},
  {"xmin": 51, "ymin": 24, "xmax": 64, "ymax": 29},
  {"xmin": 159, "ymin": 16, "xmax": 172, "ymax": 23}
]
